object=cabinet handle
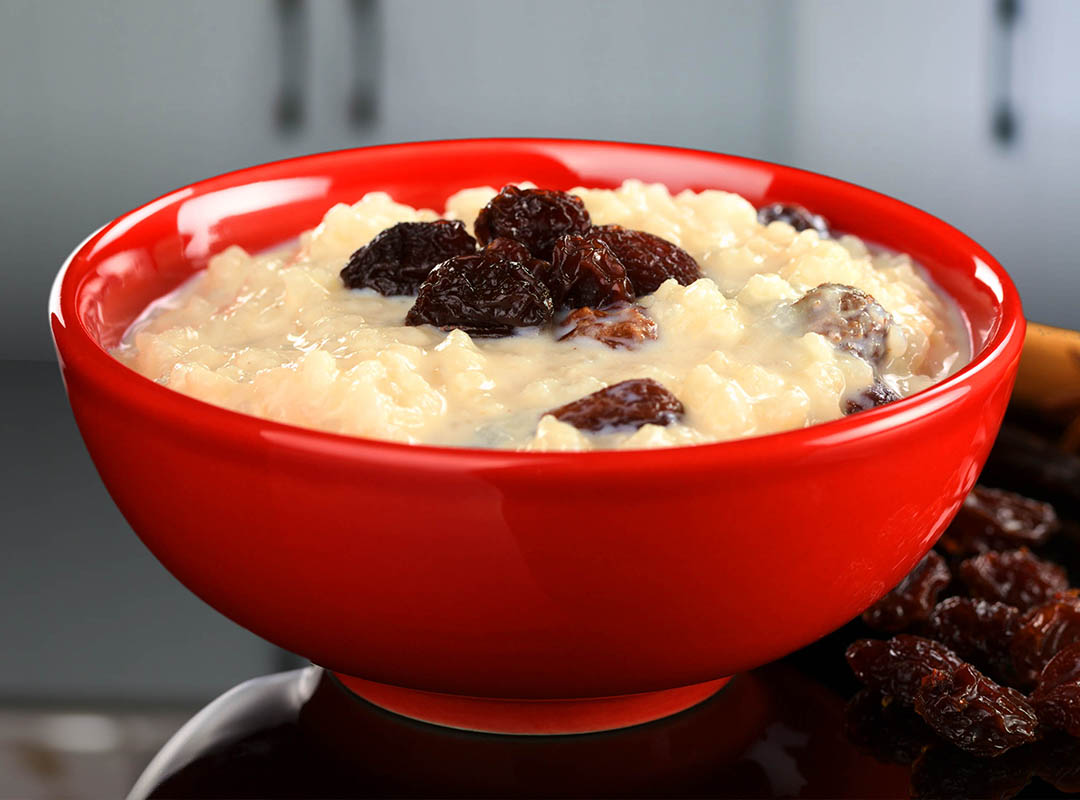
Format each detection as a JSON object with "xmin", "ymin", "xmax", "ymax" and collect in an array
[
  {"xmin": 274, "ymin": 0, "xmax": 308, "ymax": 132},
  {"xmin": 991, "ymin": 0, "xmax": 1020, "ymax": 146},
  {"xmin": 347, "ymin": 0, "xmax": 380, "ymax": 128}
]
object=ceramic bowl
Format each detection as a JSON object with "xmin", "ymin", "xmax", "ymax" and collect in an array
[{"xmin": 50, "ymin": 139, "xmax": 1024, "ymax": 734}]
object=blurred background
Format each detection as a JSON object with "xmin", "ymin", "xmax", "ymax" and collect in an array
[{"xmin": 1, "ymin": 0, "xmax": 1078, "ymax": 793}]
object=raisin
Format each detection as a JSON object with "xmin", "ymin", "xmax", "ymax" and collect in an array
[
  {"xmin": 790, "ymin": 283, "xmax": 892, "ymax": 365},
  {"xmin": 479, "ymin": 236, "xmax": 544, "ymax": 265},
  {"xmin": 957, "ymin": 548, "xmax": 1068, "ymax": 611},
  {"xmin": 910, "ymin": 744, "xmax": 1033, "ymax": 799},
  {"xmin": 846, "ymin": 635, "xmax": 964, "ymax": 705},
  {"xmin": 927, "ymin": 597, "xmax": 1021, "ymax": 686},
  {"xmin": 758, "ymin": 202, "xmax": 830, "ymax": 237},
  {"xmin": 405, "ymin": 245, "xmax": 553, "ymax": 336},
  {"xmin": 539, "ymin": 235, "xmax": 635, "ymax": 311},
  {"xmin": 1031, "ymin": 642, "xmax": 1080, "ymax": 735},
  {"xmin": 557, "ymin": 303, "xmax": 657, "ymax": 350},
  {"xmin": 548, "ymin": 378, "xmax": 684, "ymax": 432},
  {"xmin": 862, "ymin": 551, "xmax": 952, "ymax": 633},
  {"xmin": 843, "ymin": 688, "xmax": 936, "ymax": 765},
  {"xmin": 938, "ymin": 486, "xmax": 1059, "ymax": 556},
  {"xmin": 914, "ymin": 663, "xmax": 1040, "ymax": 757},
  {"xmin": 587, "ymin": 225, "xmax": 701, "ymax": 295},
  {"xmin": 1011, "ymin": 593, "xmax": 1080, "ymax": 688},
  {"xmin": 340, "ymin": 220, "xmax": 476, "ymax": 295},
  {"xmin": 473, "ymin": 185, "xmax": 591, "ymax": 261},
  {"xmin": 843, "ymin": 379, "xmax": 901, "ymax": 415}
]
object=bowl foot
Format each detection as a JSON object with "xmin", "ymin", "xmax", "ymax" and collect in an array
[{"xmin": 330, "ymin": 673, "xmax": 731, "ymax": 735}]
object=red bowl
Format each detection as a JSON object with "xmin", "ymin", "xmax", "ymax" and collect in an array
[{"xmin": 50, "ymin": 139, "xmax": 1024, "ymax": 734}]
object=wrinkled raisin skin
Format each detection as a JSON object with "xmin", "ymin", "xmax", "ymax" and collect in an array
[
  {"xmin": 587, "ymin": 225, "xmax": 701, "ymax": 295},
  {"xmin": 844, "ymin": 380, "xmax": 901, "ymax": 415},
  {"xmin": 862, "ymin": 551, "xmax": 951, "ymax": 633},
  {"xmin": 1011, "ymin": 592, "xmax": 1080, "ymax": 688},
  {"xmin": 791, "ymin": 283, "xmax": 892, "ymax": 365},
  {"xmin": 758, "ymin": 203, "xmax": 830, "ymax": 237},
  {"xmin": 340, "ymin": 220, "xmax": 476, "ymax": 295},
  {"xmin": 558, "ymin": 304, "xmax": 657, "ymax": 349},
  {"xmin": 405, "ymin": 245, "xmax": 553, "ymax": 336},
  {"xmin": 914, "ymin": 663, "xmax": 1039, "ymax": 757},
  {"xmin": 540, "ymin": 235, "xmax": 635, "ymax": 310},
  {"xmin": 843, "ymin": 688, "xmax": 936, "ymax": 765},
  {"xmin": 473, "ymin": 185, "xmax": 591, "ymax": 261},
  {"xmin": 927, "ymin": 596, "xmax": 1020, "ymax": 686},
  {"xmin": 938, "ymin": 486, "xmax": 1059, "ymax": 556},
  {"xmin": 548, "ymin": 378, "xmax": 684, "ymax": 432},
  {"xmin": 957, "ymin": 548, "xmax": 1068, "ymax": 611},
  {"xmin": 1031, "ymin": 642, "xmax": 1080, "ymax": 736},
  {"xmin": 846, "ymin": 635, "xmax": 964, "ymax": 705},
  {"xmin": 481, "ymin": 236, "xmax": 538, "ymax": 263}
]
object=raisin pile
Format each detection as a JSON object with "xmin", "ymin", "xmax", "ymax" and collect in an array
[
  {"xmin": 336, "ymin": 185, "xmax": 708, "ymax": 433},
  {"xmin": 847, "ymin": 482, "xmax": 1080, "ymax": 766}
]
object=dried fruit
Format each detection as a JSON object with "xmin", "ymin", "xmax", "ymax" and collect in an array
[
  {"xmin": 910, "ymin": 743, "xmax": 1033, "ymax": 799},
  {"xmin": 927, "ymin": 597, "xmax": 1021, "ymax": 685},
  {"xmin": 957, "ymin": 548, "xmax": 1068, "ymax": 611},
  {"xmin": 557, "ymin": 303, "xmax": 657, "ymax": 349},
  {"xmin": 340, "ymin": 220, "xmax": 476, "ymax": 295},
  {"xmin": 843, "ymin": 688, "xmax": 936, "ymax": 765},
  {"xmin": 540, "ymin": 235, "xmax": 635, "ymax": 310},
  {"xmin": 862, "ymin": 551, "xmax": 952, "ymax": 633},
  {"xmin": 480, "ymin": 235, "xmax": 539, "ymax": 263},
  {"xmin": 473, "ymin": 185, "xmax": 591, "ymax": 261},
  {"xmin": 938, "ymin": 486, "xmax": 1059, "ymax": 556},
  {"xmin": 405, "ymin": 245, "xmax": 553, "ymax": 336},
  {"xmin": 843, "ymin": 379, "xmax": 901, "ymax": 415},
  {"xmin": 846, "ymin": 635, "xmax": 964, "ymax": 705},
  {"xmin": 587, "ymin": 225, "xmax": 701, "ymax": 295},
  {"xmin": 914, "ymin": 664, "xmax": 1039, "ymax": 757},
  {"xmin": 548, "ymin": 378, "xmax": 684, "ymax": 432},
  {"xmin": 758, "ymin": 202, "xmax": 830, "ymax": 237},
  {"xmin": 790, "ymin": 283, "xmax": 892, "ymax": 365},
  {"xmin": 1031, "ymin": 642, "xmax": 1080, "ymax": 735},
  {"xmin": 1011, "ymin": 592, "xmax": 1080, "ymax": 688}
]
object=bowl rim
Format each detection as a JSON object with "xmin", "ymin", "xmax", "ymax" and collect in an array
[{"xmin": 50, "ymin": 137, "xmax": 1026, "ymax": 472}]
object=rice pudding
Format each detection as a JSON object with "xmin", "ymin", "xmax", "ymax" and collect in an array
[{"xmin": 113, "ymin": 181, "xmax": 968, "ymax": 450}]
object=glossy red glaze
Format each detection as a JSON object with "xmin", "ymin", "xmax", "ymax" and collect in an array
[
  {"xmin": 335, "ymin": 674, "xmax": 731, "ymax": 735},
  {"xmin": 50, "ymin": 141, "xmax": 1024, "ymax": 722}
]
